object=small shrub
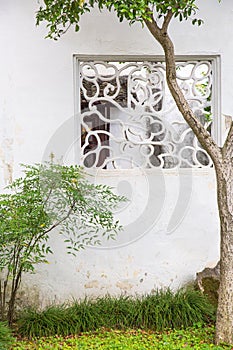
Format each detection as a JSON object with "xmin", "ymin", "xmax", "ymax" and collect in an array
[
  {"xmin": 17, "ymin": 288, "xmax": 216, "ymax": 338},
  {"xmin": 0, "ymin": 322, "xmax": 15, "ymax": 350},
  {"xmin": 0, "ymin": 162, "xmax": 124, "ymax": 325}
]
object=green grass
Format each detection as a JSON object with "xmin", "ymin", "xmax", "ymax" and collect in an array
[
  {"xmin": 12, "ymin": 325, "xmax": 232, "ymax": 349},
  {"xmin": 17, "ymin": 288, "xmax": 215, "ymax": 338},
  {"xmin": 0, "ymin": 322, "xmax": 15, "ymax": 350}
]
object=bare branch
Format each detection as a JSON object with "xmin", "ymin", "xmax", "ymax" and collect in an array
[{"xmin": 162, "ymin": 10, "xmax": 173, "ymax": 33}]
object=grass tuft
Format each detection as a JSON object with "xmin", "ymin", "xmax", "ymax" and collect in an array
[
  {"xmin": 17, "ymin": 288, "xmax": 216, "ymax": 338},
  {"xmin": 0, "ymin": 322, "xmax": 15, "ymax": 350}
]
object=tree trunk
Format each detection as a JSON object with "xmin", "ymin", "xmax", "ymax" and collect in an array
[
  {"xmin": 7, "ymin": 292, "xmax": 16, "ymax": 327},
  {"xmin": 7, "ymin": 271, "xmax": 22, "ymax": 326},
  {"xmin": 215, "ymin": 163, "xmax": 233, "ymax": 345},
  {"xmin": 0, "ymin": 279, "xmax": 8, "ymax": 320},
  {"xmin": 144, "ymin": 13, "xmax": 233, "ymax": 345}
]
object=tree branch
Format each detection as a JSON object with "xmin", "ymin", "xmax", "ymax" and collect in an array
[
  {"xmin": 222, "ymin": 120, "xmax": 233, "ymax": 158},
  {"xmin": 162, "ymin": 10, "xmax": 173, "ymax": 33},
  {"xmin": 144, "ymin": 16, "xmax": 223, "ymax": 170},
  {"xmin": 43, "ymin": 202, "xmax": 75, "ymax": 235},
  {"xmin": 145, "ymin": 7, "xmax": 161, "ymax": 35}
]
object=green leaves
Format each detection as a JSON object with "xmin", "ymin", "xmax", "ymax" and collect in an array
[
  {"xmin": 0, "ymin": 162, "xmax": 124, "ymax": 267},
  {"xmin": 0, "ymin": 162, "xmax": 125, "ymax": 322},
  {"xmin": 36, "ymin": 0, "xmax": 89, "ymax": 39},
  {"xmin": 13, "ymin": 326, "xmax": 227, "ymax": 350},
  {"xmin": 0, "ymin": 322, "xmax": 15, "ymax": 350},
  {"xmin": 36, "ymin": 0, "xmax": 204, "ymax": 39},
  {"xmin": 154, "ymin": 0, "xmax": 201, "ymax": 24}
]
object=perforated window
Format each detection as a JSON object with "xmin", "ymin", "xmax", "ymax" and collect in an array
[{"xmin": 74, "ymin": 55, "xmax": 221, "ymax": 169}]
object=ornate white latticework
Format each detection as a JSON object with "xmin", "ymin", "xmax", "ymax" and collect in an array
[{"xmin": 78, "ymin": 60, "xmax": 214, "ymax": 169}]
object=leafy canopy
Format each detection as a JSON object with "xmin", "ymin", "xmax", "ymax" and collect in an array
[{"xmin": 36, "ymin": 0, "xmax": 200, "ymax": 39}]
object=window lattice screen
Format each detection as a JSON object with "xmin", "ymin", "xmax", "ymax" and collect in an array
[{"xmin": 76, "ymin": 58, "xmax": 219, "ymax": 169}]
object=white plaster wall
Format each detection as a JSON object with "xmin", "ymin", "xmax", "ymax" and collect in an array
[
  {"xmin": 0, "ymin": 0, "xmax": 230, "ymax": 306},
  {"xmin": 0, "ymin": 0, "xmax": 232, "ymax": 172},
  {"xmin": 24, "ymin": 168, "xmax": 219, "ymax": 307}
]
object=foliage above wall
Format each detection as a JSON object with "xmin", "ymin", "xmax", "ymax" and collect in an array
[{"xmin": 36, "ymin": 0, "xmax": 203, "ymax": 39}]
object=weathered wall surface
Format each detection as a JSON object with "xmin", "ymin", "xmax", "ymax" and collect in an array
[
  {"xmin": 0, "ymin": 0, "xmax": 231, "ymax": 306},
  {"xmin": 22, "ymin": 168, "xmax": 219, "ymax": 307}
]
